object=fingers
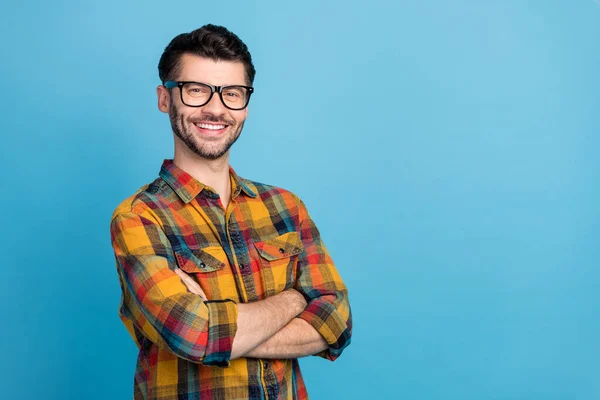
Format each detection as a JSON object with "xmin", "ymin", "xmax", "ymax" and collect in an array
[{"xmin": 174, "ymin": 268, "xmax": 208, "ymax": 301}]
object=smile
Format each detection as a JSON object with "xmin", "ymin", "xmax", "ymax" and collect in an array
[{"xmin": 195, "ymin": 123, "xmax": 227, "ymax": 130}]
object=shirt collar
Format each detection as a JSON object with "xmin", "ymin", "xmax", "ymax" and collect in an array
[
  {"xmin": 230, "ymin": 165, "xmax": 258, "ymax": 200},
  {"xmin": 159, "ymin": 159, "xmax": 257, "ymax": 204}
]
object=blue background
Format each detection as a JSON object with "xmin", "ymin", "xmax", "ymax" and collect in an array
[{"xmin": 1, "ymin": 1, "xmax": 599, "ymax": 399}]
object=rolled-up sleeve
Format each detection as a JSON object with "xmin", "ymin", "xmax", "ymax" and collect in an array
[
  {"xmin": 110, "ymin": 209, "xmax": 238, "ymax": 367},
  {"xmin": 291, "ymin": 195, "xmax": 353, "ymax": 361}
]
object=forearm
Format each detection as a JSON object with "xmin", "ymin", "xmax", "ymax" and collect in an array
[
  {"xmin": 230, "ymin": 289, "xmax": 306, "ymax": 359},
  {"xmin": 245, "ymin": 317, "xmax": 328, "ymax": 359}
]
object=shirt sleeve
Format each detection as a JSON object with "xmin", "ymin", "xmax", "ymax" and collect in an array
[
  {"xmin": 291, "ymin": 195, "xmax": 353, "ymax": 361},
  {"xmin": 110, "ymin": 208, "xmax": 238, "ymax": 367}
]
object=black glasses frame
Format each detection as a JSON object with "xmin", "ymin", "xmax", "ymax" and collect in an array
[{"xmin": 164, "ymin": 80, "xmax": 254, "ymax": 110}]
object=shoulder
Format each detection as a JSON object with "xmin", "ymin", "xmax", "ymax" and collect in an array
[
  {"xmin": 243, "ymin": 178, "xmax": 305, "ymax": 207},
  {"xmin": 240, "ymin": 178, "xmax": 314, "ymax": 226},
  {"xmin": 110, "ymin": 177, "xmax": 170, "ymax": 222}
]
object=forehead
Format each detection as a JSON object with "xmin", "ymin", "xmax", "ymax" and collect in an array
[{"xmin": 177, "ymin": 53, "xmax": 246, "ymax": 86}]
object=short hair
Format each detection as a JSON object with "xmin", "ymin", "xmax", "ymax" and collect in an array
[{"xmin": 158, "ymin": 24, "xmax": 256, "ymax": 85}]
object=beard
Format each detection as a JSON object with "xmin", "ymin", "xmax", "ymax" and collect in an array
[{"xmin": 169, "ymin": 102, "xmax": 244, "ymax": 160}]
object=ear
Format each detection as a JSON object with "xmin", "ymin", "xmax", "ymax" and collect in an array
[{"xmin": 156, "ymin": 85, "xmax": 170, "ymax": 114}]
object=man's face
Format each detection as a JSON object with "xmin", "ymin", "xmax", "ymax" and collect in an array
[{"xmin": 157, "ymin": 54, "xmax": 249, "ymax": 160}]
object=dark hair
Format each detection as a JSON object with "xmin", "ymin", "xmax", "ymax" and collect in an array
[{"xmin": 158, "ymin": 24, "xmax": 256, "ymax": 85}]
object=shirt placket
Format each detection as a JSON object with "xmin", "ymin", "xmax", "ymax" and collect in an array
[
  {"xmin": 195, "ymin": 192, "xmax": 278, "ymax": 397},
  {"xmin": 225, "ymin": 198, "xmax": 260, "ymax": 302},
  {"xmin": 190, "ymin": 189, "xmax": 259, "ymax": 303},
  {"xmin": 262, "ymin": 360, "xmax": 280, "ymax": 400}
]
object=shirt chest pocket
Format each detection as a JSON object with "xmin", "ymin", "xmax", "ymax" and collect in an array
[
  {"xmin": 254, "ymin": 231, "xmax": 304, "ymax": 295},
  {"xmin": 174, "ymin": 246, "xmax": 238, "ymax": 300}
]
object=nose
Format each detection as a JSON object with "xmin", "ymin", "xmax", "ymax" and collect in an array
[{"xmin": 201, "ymin": 91, "xmax": 228, "ymax": 116}]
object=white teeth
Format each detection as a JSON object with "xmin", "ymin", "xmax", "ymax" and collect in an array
[{"xmin": 196, "ymin": 123, "xmax": 225, "ymax": 130}]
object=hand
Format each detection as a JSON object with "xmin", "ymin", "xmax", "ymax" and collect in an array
[{"xmin": 174, "ymin": 268, "xmax": 208, "ymax": 301}]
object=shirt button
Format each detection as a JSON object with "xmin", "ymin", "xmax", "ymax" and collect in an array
[
  {"xmin": 199, "ymin": 262, "xmax": 206, "ymax": 268},
  {"xmin": 240, "ymin": 264, "xmax": 245, "ymax": 271},
  {"xmin": 279, "ymin": 248, "xmax": 285, "ymax": 254},
  {"xmin": 263, "ymin": 361, "xmax": 270, "ymax": 369}
]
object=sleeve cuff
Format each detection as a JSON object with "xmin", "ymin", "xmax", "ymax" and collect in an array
[
  {"xmin": 202, "ymin": 299, "xmax": 238, "ymax": 367},
  {"xmin": 297, "ymin": 298, "xmax": 352, "ymax": 361}
]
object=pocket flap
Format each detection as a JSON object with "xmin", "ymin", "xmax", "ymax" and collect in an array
[
  {"xmin": 254, "ymin": 231, "xmax": 304, "ymax": 261},
  {"xmin": 175, "ymin": 246, "xmax": 227, "ymax": 273}
]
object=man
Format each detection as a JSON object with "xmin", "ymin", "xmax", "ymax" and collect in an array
[{"xmin": 110, "ymin": 24, "xmax": 352, "ymax": 400}]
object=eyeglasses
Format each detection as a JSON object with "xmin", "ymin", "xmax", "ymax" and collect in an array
[{"xmin": 164, "ymin": 80, "xmax": 254, "ymax": 110}]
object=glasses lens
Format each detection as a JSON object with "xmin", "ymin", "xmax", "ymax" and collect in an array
[
  {"xmin": 181, "ymin": 82, "xmax": 212, "ymax": 106},
  {"xmin": 222, "ymin": 86, "xmax": 250, "ymax": 109}
]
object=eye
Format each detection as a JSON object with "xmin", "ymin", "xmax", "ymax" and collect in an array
[
  {"xmin": 185, "ymin": 84, "xmax": 211, "ymax": 96},
  {"xmin": 223, "ymin": 87, "xmax": 246, "ymax": 100}
]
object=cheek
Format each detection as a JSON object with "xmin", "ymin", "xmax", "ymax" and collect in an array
[
  {"xmin": 232, "ymin": 110, "xmax": 248, "ymax": 124},
  {"xmin": 174, "ymin": 108, "xmax": 192, "ymax": 125}
]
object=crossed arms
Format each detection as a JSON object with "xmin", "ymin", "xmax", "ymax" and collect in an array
[
  {"xmin": 174, "ymin": 267, "xmax": 328, "ymax": 359},
  {"xmin": 110, "ymin": 194, "xmax": 352, "ymax": 366}
]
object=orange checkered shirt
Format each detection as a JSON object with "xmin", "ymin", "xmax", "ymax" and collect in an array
[{"xmin": 110, "ymin": 160, "xmax": 352, "ymax": 399}]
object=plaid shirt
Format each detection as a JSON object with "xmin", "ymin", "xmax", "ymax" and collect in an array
[{"xmin": 110, "ymin": 160, "xmax": 352, "ymax": 400}]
